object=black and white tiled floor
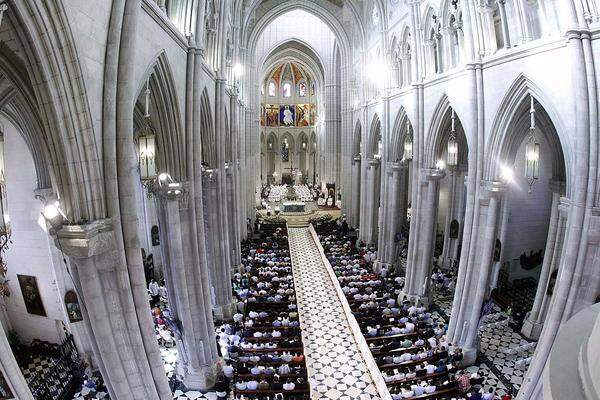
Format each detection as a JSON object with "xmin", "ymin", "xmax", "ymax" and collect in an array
[
  {"xmin": 479, "ymin": 316, "xmax": 536, "ymax": 391},
  {"xmin": 431, "ymin": 286, "xmax": 535, "ymax": 395},
  {"xmin": 21, "ymin": 355, "xmax": 73, "ymax": 398},
  {"xmin": 288, "ymin": 227, "xmax": 383, "ymax": 400}
]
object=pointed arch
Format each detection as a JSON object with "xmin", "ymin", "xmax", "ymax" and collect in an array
[
  {"xmin": 425, "ymin": 93, "xmax": 468, "ymax": 167},
  {"xmin": 368, "ymin": 114, "xmax": 382, "ymax": 158},
  {"xmin": 389, "ymin": 107, "xmax": 413, "ymax": 162},
  {"xmin": 135, "ymin": 52, "xmax": 185, "ymax": 180},
  {"xmin": 353, "ymin": 119, "xmax": 362, "ymax": 156},
  {"xmin": 486, "ymin": 74, "xmax": 569, "ymax": 193},
  {"xmin": 7, "ymin": 0, "xmax": 105, "ymax": 221},
  {"xmin": 199, "ymin": 88, "xmax": 216, "ymax": 168}
]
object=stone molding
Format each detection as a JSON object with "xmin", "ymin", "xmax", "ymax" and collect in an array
[{"xmin": 54, "ymin": 219, "xmax": 114, "ymax": 259}]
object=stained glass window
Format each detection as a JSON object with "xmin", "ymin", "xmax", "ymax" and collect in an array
[
  {"xmin": 283, "ymin": 82, "xmax": 292, "ymax": 97},
  {"xmin": 268, "ymin": 81, "xmax": 276, "ymax": 96}
]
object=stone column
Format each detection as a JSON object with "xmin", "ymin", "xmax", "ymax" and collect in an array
[
  {"xmin": 202, "ymin": 168, "xmax": 235, "ymax": 320},
  {"xmin": 377, "ymin": 162, "xmax": 407, "ymax": 269},
  {"xmin": 226, "ymin": 164, "xmax": 242, "ymax": 269},
  {"xmin": 521, "ymin": 184, "xmax": 566, "ymax": 340},
  {"xmin": 452, "ymin": 181, "xmax": 506, "ymax": 364},
  {"xmin": 477, "ymin": 3, "xmax": 496, "ymax": 55},
  {"xmin": 514, "ymin": 0, "xmax": 532, "ymax": 43},
  {"xmin": 152, "ymin": 181, "xmax": 219, "ymax": 389},
  {"xmin": 360, "ymin": 158, "xmax": 381, "ymax": 244},
  {"xmin": 350, "ymin": 155, "xmax": 361, "ymax": 228},
  {"xmin": 55, "ymin": 220, "xmax": 171, "ymax": 399},
  {"xmin": 496, "ymin": 0, "xmax": 511, "ymax": 49},
  {"xmin": 440, "ymin": 168, "xmax": 458, "ymax": 268},
  {"xmin": 0, "ymin": 325, "xmax": 33, "ymax": 399},
  {"xmin": 402, "ymin": 168, "xmax": 444, "ymax": 305}
]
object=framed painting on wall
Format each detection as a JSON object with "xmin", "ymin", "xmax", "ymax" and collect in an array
[
  {"xmin": 17, "ymin": 274, "xmax": 46, "ymax": 317},
  {"xmin": 65, "ymin": 290, "xmax": 83, "ymax": 323},
  {"xmin": 280, "ymin": 105, "xmax": 295, "ymax": 127},
  {"xmin": 265, "ymin": 104, "xmax": 279, "ymax": 127},
  {"xmin": 296, "ymin": 104, "xmax": 310, "ymax": 127},
  {"xmin": 310, "ymin": 104, "xmax": 317, "ymax": 125}
]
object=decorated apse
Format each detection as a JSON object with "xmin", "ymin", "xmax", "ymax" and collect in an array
[{"xmin": 261, "ymin": 60, "xmax": 318, "ymax": 185}]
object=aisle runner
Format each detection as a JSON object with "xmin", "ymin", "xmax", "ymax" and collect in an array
[{"xmin": 288, "ymin": 227, "xmax": 382, "ymax": 400}]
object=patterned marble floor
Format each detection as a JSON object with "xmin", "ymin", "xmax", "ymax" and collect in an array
[{"xmin": 288, "ymin": 227, "xmax": 383, "ymax": 400}]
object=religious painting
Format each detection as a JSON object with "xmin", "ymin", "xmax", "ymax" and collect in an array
[
  {"xmin": 0, "ymin": 371, "xmax": 13, "ymax": 400},
  {"xmin": 310, "ymin": 104, "xmax": 317, "ymax": 125},
  {"xmin": 17, "ymin": 274, "xmax": 46, "ymax": 317},
  {"xmin": 449, "ymin": 219, "xmax": 459, "ymax": 239},
  {"xmin": 546, "ymin": 269, "xmax": 558, "ymax": 295},
  {"xmin": 265, "ymin": 104, "xmax": 279, "ymax": 127},
  {"xmin": 296, "ymin": 104, "xmax": 310, "ymax": 127},
  {"xmin": 260, "ymin": 105, "xmax": 265, "ymax": 126},
  {"xmin": 151, "ymin": 225, "xmax": 160, "ymax": 246},
  {"xmin": 65, "ymin": 290, "xmax": 83, "ymax": 323},
  {"xmin": 299, "ymin": 82, "xmax": 307, "ymax": 97},
  {"xmin": 268, "ymin": 81, "xmax": 276, "ymax": 97},
  {"xmin": 493, "ymin": 239, "xmax": 502, "ymax": 262},
  {"xmin": 280, "ymin": 105, "xmax": 295, "ymax": 127}
]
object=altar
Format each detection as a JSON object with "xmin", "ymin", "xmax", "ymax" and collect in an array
[{"xmin": 282, "ymin": 201, "xmax": 306, "ymax": 213}]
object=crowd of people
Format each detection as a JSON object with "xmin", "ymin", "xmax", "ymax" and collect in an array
[
  {"xmin": 265, "ymin": 185, "xmax": 288, "ymax": 202},
  {"xmin": 313, "ymin": 219, "xmax": 512, "ymax": 400},
  {"xmin": 292, "ymin": 185, "xmax": 314, "ymax": 202},
  {"xmin": 216, "ymin": 223, "xmax": 310, "ymax": 399}
]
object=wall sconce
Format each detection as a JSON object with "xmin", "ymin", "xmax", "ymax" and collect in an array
[
  {"xmin": 500, "ymin": 164, "xmax": 514, "ymax": 184},
  {"xmin": 436, "ymin": 159, "xmax": 446, "ymax": 170}
]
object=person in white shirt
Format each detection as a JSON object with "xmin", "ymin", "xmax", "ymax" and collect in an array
[
  {"xmin": 427, "ymin": 336, "xmax": 437, "ymax": 348},
  {"xmin": 282, "ymin": 381, "xmax": 295, "ymax": 390},
  {"xmin": 425, "ymin": 384, "xmax": 436, "ymax": 393},
  {"xmin": 222, "ymin": 364, "xmax": 234, "ymax": 378},
  {"xmin": 246, "ymin": 380, "xmax": 258, "ymax": 390},
  {"xmin": 148, "ymin": 279, "xmax": 160, "ymax": 307},
  {"xmin": 482, "ymin": 388, "xmax": 495, "ymax": 400},
  {"xmin": 425, "ymin": 362, "xmax": 436, "ymax": 374}
]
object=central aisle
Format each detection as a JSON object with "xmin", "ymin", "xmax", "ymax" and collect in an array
[{"xmin": 287, "ymin": 227, "xmax": 383, "ymax": 400}]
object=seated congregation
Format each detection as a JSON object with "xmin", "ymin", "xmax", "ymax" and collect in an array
[
  {"xmin": 313, "ymin": 219, "xmax": 501, "ymax": 400},
  {"xmin": 215, "ymin": 223, "xmax": 309, "ymax": 399}
]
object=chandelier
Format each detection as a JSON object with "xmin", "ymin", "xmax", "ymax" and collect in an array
[
  {"xmin": 403, "ymin": 120, "xmax": 413, "ymax": 161},
  {"xmin": 0, "ymin": 139, "xmax": 11, "ymax": 299},
  {"xmin": 447, "ymin": 109, "xmax": 458, "ymax": 167},
  {"xmin": 525, "ymin": 96, "xmax": 540, "ymax": 193}
]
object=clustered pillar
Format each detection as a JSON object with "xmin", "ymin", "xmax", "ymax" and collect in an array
[
  {"xmin": 403, "ymin": 168, "xmax": 444, "ymax": 306},
  {"xmin": 447, "ymin": 181, "xmax": 506, "ymax": 364},
  {"xmin": 376, "ymin": 162, "xmax": 408, "ymax": 271},
  {"xmin": 359, "ymin": 158, "xmax": 381, "ymax": 244},
  {"xmin": 521, "ymin": 183, "xmax": 566, "ymax": 340},
  {"xmin": 202, "ymin": 168, "xmax": 235, "ymax": 321},
  {"xmin": 152, "ymin": 182, "xmax": 220, "ymax": 390}
]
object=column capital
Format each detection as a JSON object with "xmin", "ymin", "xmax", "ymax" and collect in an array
[
  {"xmin": 367, "ymin": 158, "xmax": 381, "ymax": 167},
  {"xmin": 54, "ymin": 219, "xmax": 115, "ymax": 259},
  {"xmin": 558, "ymin": 197, "xmax": 571, "ymax": 215},
  {"xmin": 386, "ymin": 161, "xmax": 407, "ymax": 172},
  {"xmin": 352, "ymin": 154, "xmax": 362, "ymax": 164},
  {"xmin": 202, "ymin": 167, "xmax": 218, "ymax": 183},
  {"xmin": 481, "ymin": 180, "xmax": 508, "ymax": 197},
  {"xmin": 422, "ymin": 168, "xmax": 445, "ymax": 180}
]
